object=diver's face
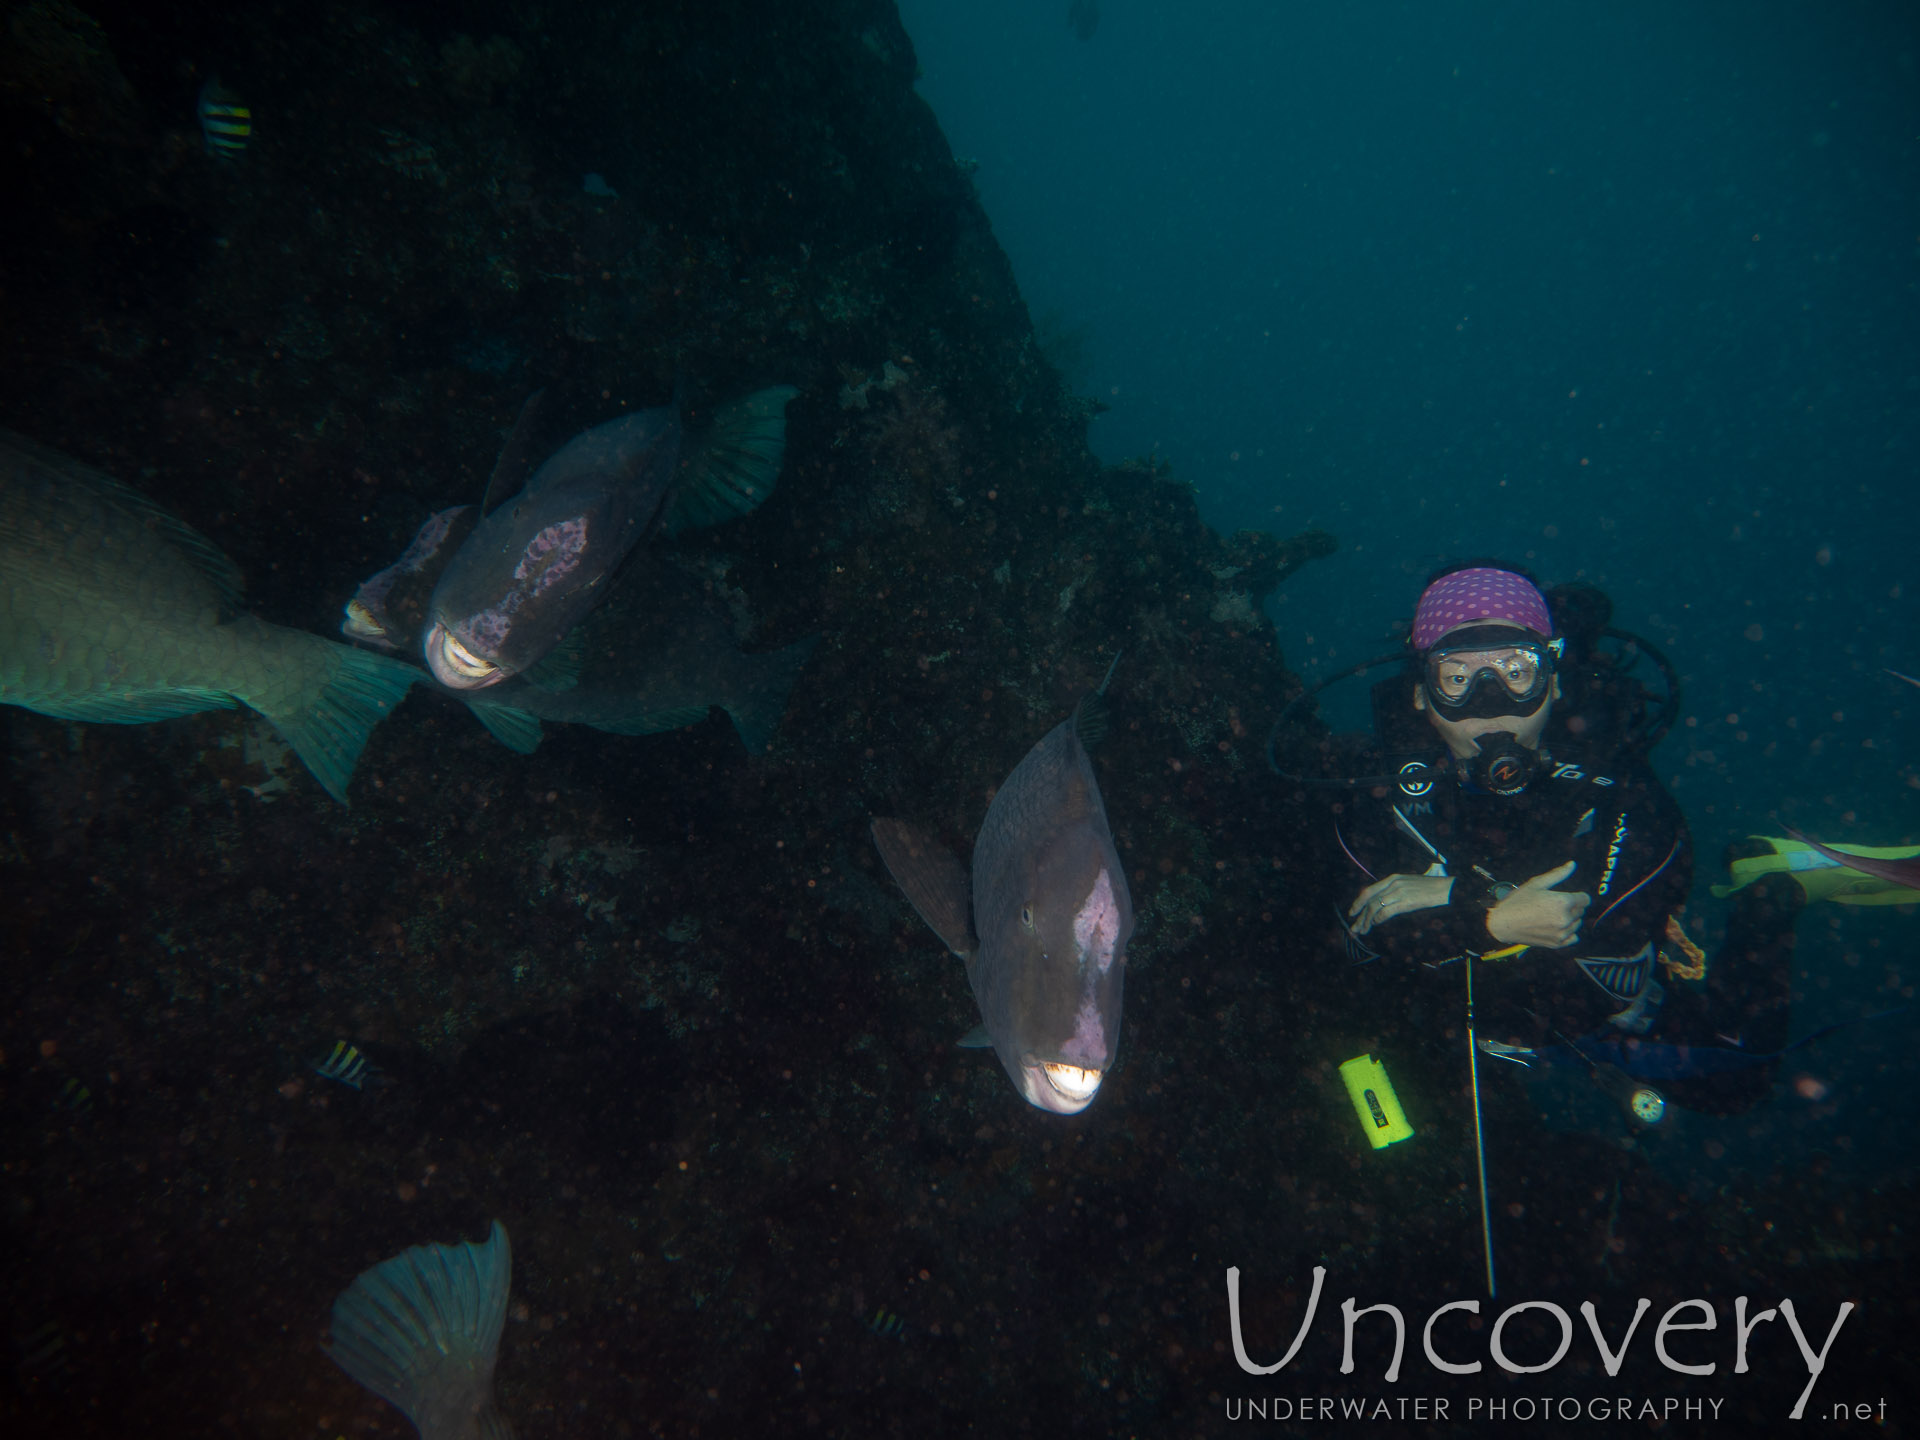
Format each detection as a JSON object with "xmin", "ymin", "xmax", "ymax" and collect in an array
[{"xmin": 1414, "ymin": 675, "xmax": 1559, "ymax": 759}]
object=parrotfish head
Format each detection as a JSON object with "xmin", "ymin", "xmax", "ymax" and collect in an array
[
  {"xmin": 425, "ymin": 512, "xmax": 596, "ymax": 689},
  {"xmin": 1012, "ymin": 864, "xmax": 1129, "ymax": 1114}
]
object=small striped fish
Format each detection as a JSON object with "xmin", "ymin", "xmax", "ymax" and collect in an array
[
  {"xmin": 313, "ymin": 1041, "xmax": 375, "ymax": 1091},
  {"xmin": 866, "ymin": 1308, "xmax": 905, "ymax": 1341},
  {"xmin": 198, "ymin": 79, "xmax": 251, "ymax": 158}
]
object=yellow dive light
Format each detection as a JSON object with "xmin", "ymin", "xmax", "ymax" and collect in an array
[{"xmin": 1339, "ymin": 1053, "xmax": 1414, "ymax": 1149}]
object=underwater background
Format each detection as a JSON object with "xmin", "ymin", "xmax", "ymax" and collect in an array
[
  {"xmin": 905, "ymin": 0, "xmax": 1919, "ymax": 1196},
  {"xmin": 1, "ymin": 0, "xmax": 1915, "ymax": 1435}
]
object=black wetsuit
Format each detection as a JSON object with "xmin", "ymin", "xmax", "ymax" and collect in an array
[{"xmin": 1325, "ymin": 748, "xmax": 1797, "ymax": 1113}]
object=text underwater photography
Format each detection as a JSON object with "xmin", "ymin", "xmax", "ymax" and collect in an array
[{"xmin": 1211, "ymin": 1265, "xmax": 1902, "ymax": 1433}]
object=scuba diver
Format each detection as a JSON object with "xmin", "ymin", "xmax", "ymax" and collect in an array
[{"xmin": 1272, "ymin": 561, "xmax": 1877, "ymax": 1119}]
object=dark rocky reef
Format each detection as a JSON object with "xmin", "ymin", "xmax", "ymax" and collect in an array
[{"xmin": 0, "ymin": 2, "xmax": 1900, "ymax": 1436}]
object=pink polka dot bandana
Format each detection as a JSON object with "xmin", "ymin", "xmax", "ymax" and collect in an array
[{"xmin": 1412, "ymin": 568, "xmax": 1553, "ymax": 650}]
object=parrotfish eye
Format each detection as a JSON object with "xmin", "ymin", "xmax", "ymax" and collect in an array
[{"xmin": 1020, "ymin": 905, "xmax": 1034, "ymax": 930}]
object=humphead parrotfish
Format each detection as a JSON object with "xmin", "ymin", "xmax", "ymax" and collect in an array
[
  {"xmin": 346, "ymin": 501, "xmax": 815, "ymax": 756},
  {"xmin": 420, "ymin": 386, "xmax": 796, "ymax": 692},
  {"xmin": 0, "ymin": 430, "xmax": 416, "ymax": 804},
  {"xmin": 872, "ymin": 677, "xmax": 1131, "ymax": 1114}
]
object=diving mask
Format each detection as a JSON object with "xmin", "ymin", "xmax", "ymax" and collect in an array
[{"xmin": 1421, "ymin": 625, "xmax": 1562, "ymax": 720}]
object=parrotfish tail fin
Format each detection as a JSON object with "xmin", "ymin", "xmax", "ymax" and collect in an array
[
  {"xmin": 480, "ymin": 389, "xmax": 548, "ymax": 516},
  {"xmin": 661, "ymin": 385, "xmax": 799, "ymax": 534},
  {"xmin": 721, "ymin": 634, "xmax": 818, "ymax": 754},
  {"xmin": 871, "ymin": 818, "xmax": 977, "ymax": 958},
  {"xmin": 1711, "ymin": 833, "xmax": 1920, "ymax": 907},
  {"xmin": 324, "ymin": 1221, "xmax": 515, "ymax": 1440},
  {"xmin": 245, "ymin": 634, "xmax": 419, "ymax": 806},
  {"xmin": 465, "ymin": 700, "xmax": 545, "ymax": 754},
  {"xmin": 957, "ymin": 1024, "xmax": 994, "ymax": 1049}
]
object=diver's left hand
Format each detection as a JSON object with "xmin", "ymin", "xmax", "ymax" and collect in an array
[{"xmin": 1348, "ymin": 873, "xmax": 1455, "ymax": 936}]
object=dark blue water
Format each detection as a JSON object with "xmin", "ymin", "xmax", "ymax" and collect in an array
[{"xmin": 900, "ymin": 0, "xmax": 1920, "ymax": 1182}]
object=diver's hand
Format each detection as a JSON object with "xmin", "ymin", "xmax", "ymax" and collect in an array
[
  {"xmin": 1485, "ymin": 860, "xmax": 1591, "ymax": 948},
  {"xmin": 1348, "ymin": 873, "xmax": 1455, "ymax": 936}
]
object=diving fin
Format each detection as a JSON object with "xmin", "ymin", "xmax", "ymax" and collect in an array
[
  {"xmin": 661, "ymin": 385, "xmax": 798, "ymax": 534},
  {"xmin": 1712, "ymin": 834, "xmax": 1920, "ymax": 906},
  {"xmin": 871, "ymin": 818, "xmax": 977, "ymax": 959},
  {"xmin": 323, "ymin": 1220, "xmax": 516, "ymax": 1440}
]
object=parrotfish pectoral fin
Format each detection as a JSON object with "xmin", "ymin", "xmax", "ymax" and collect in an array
[
  {"xmin": 247, "ymin": 636, "xmax": 418, "ymax": 806},
  {"xmin": 661, "ymin": 385, "xmax": 798, "ymax": 534},
  {"xmin": 519, "ymin": 628, "xmax": 587, "ymax": 692},
  {"xmin": 465, "ymin": 700, "xmax": 545, "ymax": 754},
  {"xmin": 872, "ymin": 818, "xmax": 977, "ymax": 958},
  {"xmin": 324, "ymin": 1220, "xmax": 515, "ymax": 1440},
  {"xmin": 957, "ymin": 1025, "xmax": 993, "ymax": 1049},
  {"xmin": 720, "ymin": 634, "xmax": 818, "ymax": 755}
]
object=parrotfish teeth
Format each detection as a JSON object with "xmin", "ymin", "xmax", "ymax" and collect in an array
[
  {"xmin": 426, "ymin": 624, "xmax": 504, "ymax": 688},
  {"xmin": 342, "ymin": 599, "xmax": 387, "ymax": 642},
  {"xmin": 1043, "ymin": 1064, "xmax": 1101, "ymax": 1101}
]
